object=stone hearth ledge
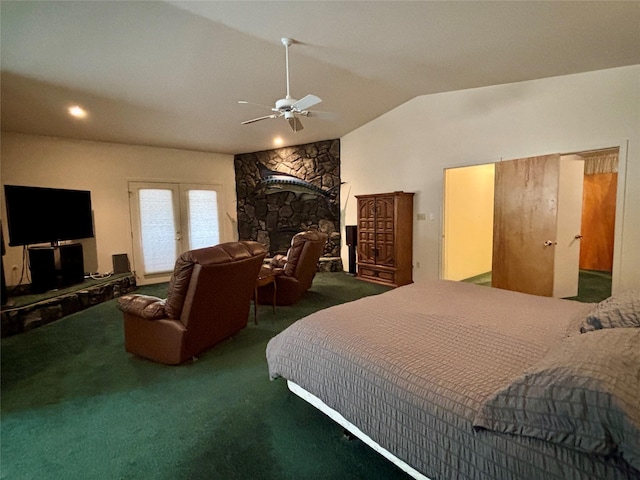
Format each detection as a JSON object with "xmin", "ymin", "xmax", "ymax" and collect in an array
[{"xmin": 1, "ymin": 273, "xmax": 137, "ymax": 337}]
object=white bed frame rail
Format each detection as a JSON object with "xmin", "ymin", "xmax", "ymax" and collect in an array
[{"xmin": 287, "ymin": 380, "xmax": 431, "ymax": 480}]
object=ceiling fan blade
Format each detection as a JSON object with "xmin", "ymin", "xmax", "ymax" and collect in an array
[
  {"xmin": 241, "ymin": 114, "xmax": 278, "ymax": 125},
  {"xmin": 306, "ymin": 110, "xmax": 338, "ymax": 120},
  {"xmin": 292, "ymin": 94, "xmax": 321, "ymax": 112},
  {"xmin": 238, "ymin": 100, "xmax": 274, "ymax": 111},
  {"xmin": 288, "ymin": 116, "xmax": 304, "ymax": 132}
]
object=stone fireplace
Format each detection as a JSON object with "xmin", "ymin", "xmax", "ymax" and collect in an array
[{"xmin": 234, "ymin": 139, "xmax": 342, "ymax": 268}]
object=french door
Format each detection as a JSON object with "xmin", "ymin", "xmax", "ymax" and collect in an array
[{"xmin": 129, "ymin": 182, "xmax": 224, "ymax": 283}]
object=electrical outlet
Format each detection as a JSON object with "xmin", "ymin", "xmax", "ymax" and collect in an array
[{"xmin": 417, "ymin": 213, "xmax": 426, "ymax": 221}]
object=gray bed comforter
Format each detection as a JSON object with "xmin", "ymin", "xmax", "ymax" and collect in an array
[{"xmin": 266, "ymin": 280, "xmax": 640, "ymax": 480}]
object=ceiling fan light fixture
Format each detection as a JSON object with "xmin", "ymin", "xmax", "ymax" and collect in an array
[{"xmin": 288, "ymin": 116, "xmax": 303, "ymax": 132}]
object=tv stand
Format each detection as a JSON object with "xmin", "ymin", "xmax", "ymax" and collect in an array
[{"xmin": 28, "ymin": 243, "xmax": 85, "ymax": 293}]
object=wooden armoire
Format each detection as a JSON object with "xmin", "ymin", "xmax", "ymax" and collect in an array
[{"xmin": 355, "ymin": 191, "xmax": 414, "ymax": 287}]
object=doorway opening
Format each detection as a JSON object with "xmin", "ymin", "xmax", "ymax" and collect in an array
[{"xmin": 442, "ymin": 147, "xmax": 618, "ymax": 302}]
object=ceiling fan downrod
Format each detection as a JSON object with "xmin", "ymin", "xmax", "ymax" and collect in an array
[{"xmin": 282, "ymin": 37, "xmax": 293, "ymax": 100}]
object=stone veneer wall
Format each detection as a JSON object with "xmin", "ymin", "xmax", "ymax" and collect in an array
[{"xmin": 234, "ymin": 139, "xmax": 341, "ymax": 259}]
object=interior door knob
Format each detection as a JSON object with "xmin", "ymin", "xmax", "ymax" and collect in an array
[
  {"xmin": 575, "ymin": 234, "xmax": 583, "ymax": 239},
  {"xmin": 544, "ymin": 240, "xmax": 557, "ymax": 247}
]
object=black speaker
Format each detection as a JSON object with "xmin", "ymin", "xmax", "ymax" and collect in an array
[
  {"xmin": 29, "ymin": 243, "xmax": 84, "ymax": 293},
  {"xmin": 112, "ymin": 254, "xmax": 130, "ymax": 274},
  {"xmin": 345, "ymin": 225, "xmax": 357, "ymax": 246},
  {"xmin": 345, "ymin": 225, "xmax": 358, "ymax": 275},
  {"xmin": 60, "ymin": 244, "xmax": 84, "ymax": 285},
  {"xmin": 29, "ymin": 247, "xmax": 57, "ymax": 292}
]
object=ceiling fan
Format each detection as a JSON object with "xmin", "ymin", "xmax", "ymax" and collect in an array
[{"xmin": 239, "ymin": 37, "xmax": 322, "ymax": 132}]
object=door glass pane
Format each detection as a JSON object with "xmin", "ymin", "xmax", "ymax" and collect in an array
[
  {"xmin": 187, "ymin": 189, "xmax": 219, "ymax": 250},
  {"xmin": 139, "ymin": 189, "xmax": 177, "ymax": 274}
]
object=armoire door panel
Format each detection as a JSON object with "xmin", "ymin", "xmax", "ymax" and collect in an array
[{"xmin": 358, "ymin": 236, "xmax": 376, "ymax": 264}]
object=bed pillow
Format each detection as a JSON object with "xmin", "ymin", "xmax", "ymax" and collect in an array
[
  {"xmin": 580, "ymin": 290, "xmax": 640, "ymax": 333},
  {"xmin": 473, "ymin": 329, "xmax": 640, "ymax": 470}
]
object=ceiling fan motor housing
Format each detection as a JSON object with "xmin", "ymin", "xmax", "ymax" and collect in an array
[{"xmin": 275, "ymin": 97, "xmax": 297, "ymax": 111}]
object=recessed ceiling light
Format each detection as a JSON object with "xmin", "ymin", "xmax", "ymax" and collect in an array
[
  {"xmin": 68, "ymin": 105, "xmax": 88, "ymax": 118},
  {"xmin": 273, "ymin": 136, "xmax": 284, "ymax": 146}
]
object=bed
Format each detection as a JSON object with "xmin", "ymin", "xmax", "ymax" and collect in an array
[{"xmin": 266, "ymin": 280, "xmax": 640, "ymax": 480}]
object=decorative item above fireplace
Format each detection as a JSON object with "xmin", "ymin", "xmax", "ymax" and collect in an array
[{"xmin": 234, "ymin": 139, "xmax": 340, "ymax": 257}]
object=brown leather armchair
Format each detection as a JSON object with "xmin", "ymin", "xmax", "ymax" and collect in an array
[
  {"xmin": 117, "ymin": 241, "xmax": 267, "ymax": 365},
  {"xmin": 258, "ymin": 230, "xmax": 328, "ymax": 306}
]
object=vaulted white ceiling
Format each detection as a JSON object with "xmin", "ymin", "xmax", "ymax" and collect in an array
[{"xmin": 2, "ymin": 1, "xmax": 639, "ymax": 155}]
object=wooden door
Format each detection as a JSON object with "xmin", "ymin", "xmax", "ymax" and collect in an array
[
  {"xmin": 492, "ymin": 154, "xmax": 583, "ymax": 297},
  {"xmin": 580, "ymin": 172, "xmax": 617, "ymax": 271}
]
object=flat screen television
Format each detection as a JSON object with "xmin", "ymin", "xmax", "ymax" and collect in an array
[{"xmin": 4, "ymin": 185, "xmax": 95, "ymax": 247}]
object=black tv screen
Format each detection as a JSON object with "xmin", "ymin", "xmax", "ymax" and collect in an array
[{"xmin": 4, "ymin": 185, "xmax": 95, "ymax": 247}]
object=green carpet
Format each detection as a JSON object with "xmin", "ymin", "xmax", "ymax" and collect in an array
[
  {"xmin": 565, "ymin": 270, "xmax": 613, "ymax": 303},
  {"xmin": 2, "ymin": 272, "xmax": 407, "ymax": 480},
  {"xmin": 462, "ymin": 269, "xmax": 612, "ymax": 303}
]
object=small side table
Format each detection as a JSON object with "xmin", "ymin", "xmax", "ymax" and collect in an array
[{"xmin": 254, "ymin": 272, "xmax": 276, "ymax": 324}]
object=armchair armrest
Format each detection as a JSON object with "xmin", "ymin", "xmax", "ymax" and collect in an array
[
  {"xmin": 117, "ymin": 294, "xmax": 167, "ymax": 320},
  {"xmin": 260, "ymin": 264, "xmax": 284, "ymax": 277},
  {"xmin": 270, "ymin": 254, "xmax": 287, "ymax": 269}
]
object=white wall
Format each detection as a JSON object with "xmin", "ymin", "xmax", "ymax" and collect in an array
[
  {"xmin": 341, "ymin": 66, "xmax": 640, "ymax": 292},
  {"xmin": 1, "ymin": 133, "xmax": 236, "ymax": 286}
]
